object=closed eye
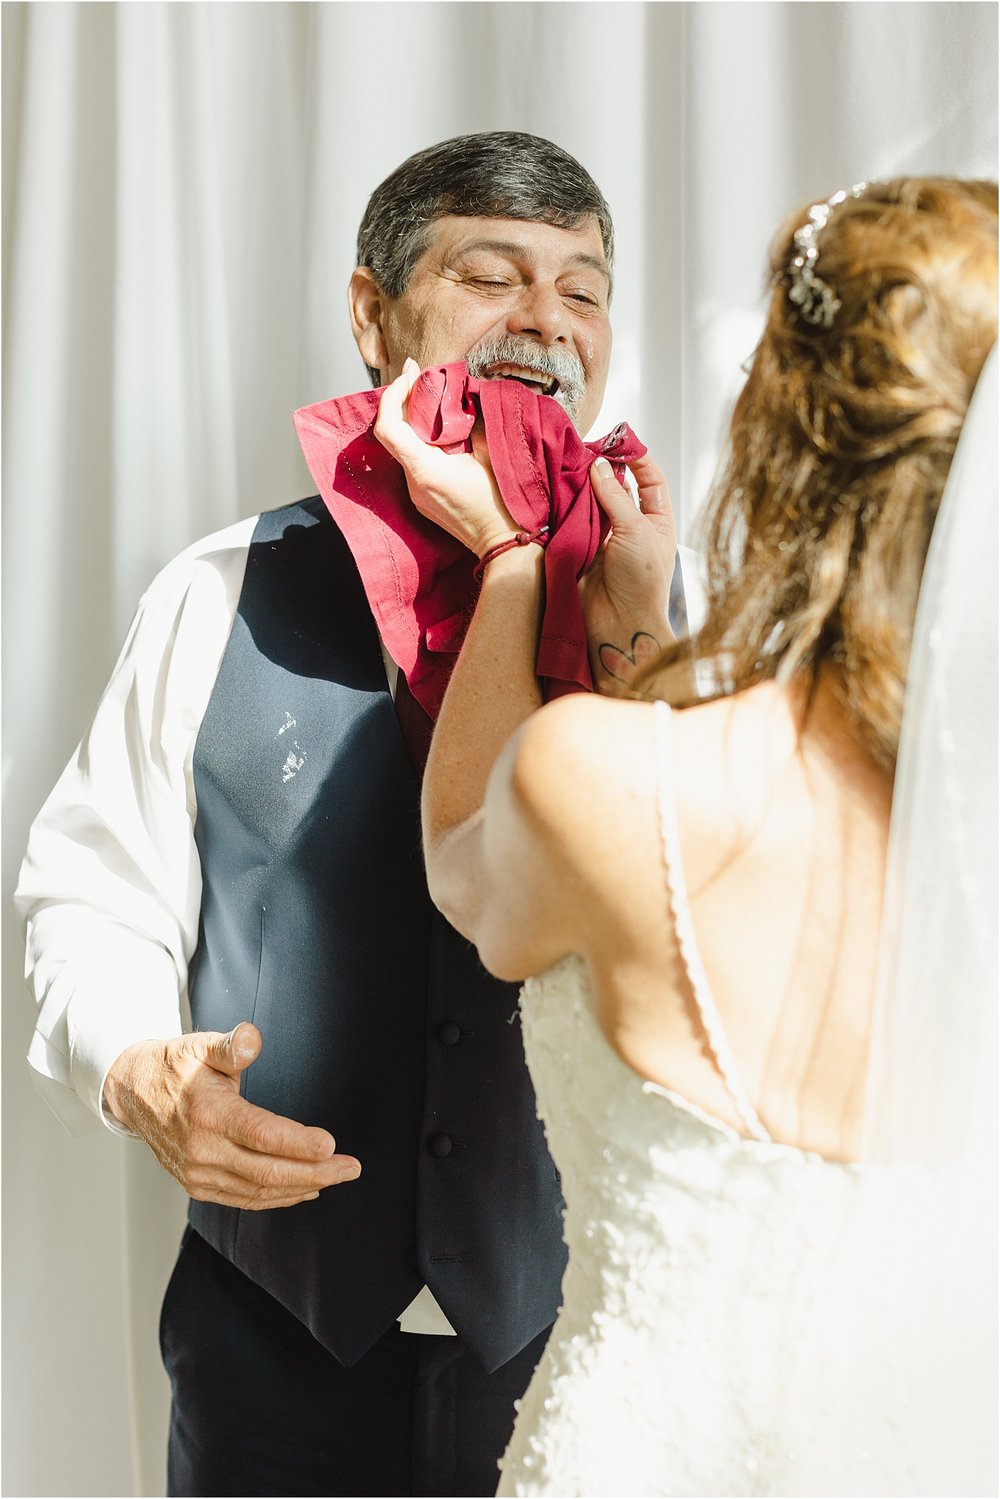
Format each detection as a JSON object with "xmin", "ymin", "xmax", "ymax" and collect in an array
[{"xmin": 563, "ymin": 290, "xmax": 605, "ymax": 312}]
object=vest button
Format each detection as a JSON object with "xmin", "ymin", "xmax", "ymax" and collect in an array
[
  {"xmin": 437, "ymin": 1020, "xmax": 461, "ymax": 1046},
  {"xmin": 429, "ymin": 1133, "xmax": 453, "ymax": 1158}
]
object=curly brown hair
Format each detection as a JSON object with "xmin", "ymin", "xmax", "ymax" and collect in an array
[{"xmin": 636, "ymin": 178, "xmax": 998, "ymax": 769}]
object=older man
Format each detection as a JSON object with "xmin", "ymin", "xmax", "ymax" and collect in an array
[{"xmin": 18, "ymin": 133, "xmax": 687, "ymax": 1497}]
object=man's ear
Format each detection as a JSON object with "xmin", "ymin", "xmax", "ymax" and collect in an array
[{"xmin": 348, "ymin": 267, "xmax": 389, "ymax": 378}]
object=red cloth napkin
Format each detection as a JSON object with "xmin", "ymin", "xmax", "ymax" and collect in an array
[{"xmin": 293, "ymin": 362, "xmax": 646, "ymax": 718}]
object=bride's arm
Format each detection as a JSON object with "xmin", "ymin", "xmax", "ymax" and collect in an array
[
  {"xmin": 420, "ymin": 543, "xmax": 551, "ymax": 956},
  {"xmin": 373, "ymin": 363, "xmax": 663, "ymax": 978},
  {"xmin": 374, "ymin": 365, "xmax": 566, "ymax": 968}
]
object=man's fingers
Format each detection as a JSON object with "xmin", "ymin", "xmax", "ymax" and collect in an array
[
  {"xmin": 191, "ymin": 1022, "xmax": 262, "ymax": 1079},
  {"xmin": 186, "ymin": 1160, "xmax": 329, "ymax": 1211},
  {"xmin": 185, "ymin": 1162, "xmax": 315, "ymax": 1204},
  {"xmin": 219, "ymin": 1092, "xmax": 340, "ymax": 1163},
  {"xmin": 206, "ymin": 1191, "xmax": 322, "ymax": 1211},
  {"xmin": 177, "ymin": 1098, "xmax": 362, "ymax": 1207},
  {"xmin": 108, "ymin": 1033, "xmax": 359, "ymax": 1211},
  {"xmin": 186, "ymin": 1146, "xmax": 360, "ymax": 1200},
  {"xmin": 225, "ymin": 1139, "xmax": 361, "ymax": 1189},
  {"xmin": 190, "ymin": 1032, "xmax": 346, "ymax": 1165}
]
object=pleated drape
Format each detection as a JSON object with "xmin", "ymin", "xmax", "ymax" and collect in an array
[{"xmin": 3, "ymin": 4, "xmax": 996, "ymax": 1493}]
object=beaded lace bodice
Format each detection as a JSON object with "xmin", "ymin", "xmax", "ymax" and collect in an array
[{"xmin": 496, "ymin": 703, "xmax": 915, "ymax": 1498}]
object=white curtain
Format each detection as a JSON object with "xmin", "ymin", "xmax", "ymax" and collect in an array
[{"xmin": 2, "ymin": 4, "xmax": 995, "ymax": 1494}]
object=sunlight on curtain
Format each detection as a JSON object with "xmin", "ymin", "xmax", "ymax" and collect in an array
[{"xmin": 3, "ymin": 3, "xmax": 996, "ymax": 1494}]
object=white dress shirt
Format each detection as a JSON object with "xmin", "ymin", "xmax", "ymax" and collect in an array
[{"xmin": 16, "ymin": 511, "xmax": 704, "ymax": 1339}]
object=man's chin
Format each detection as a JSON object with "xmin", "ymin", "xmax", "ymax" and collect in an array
[{"xmin": 551, "ymin": 391, "xmax": 581, "ymax": 428}]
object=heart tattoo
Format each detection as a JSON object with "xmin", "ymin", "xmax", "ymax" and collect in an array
[{"xmin": 598, "ymin": 631, "xmax": 662, "ymax": 684}]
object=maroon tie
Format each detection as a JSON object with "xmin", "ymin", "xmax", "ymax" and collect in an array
[{"xmin": 394, "ymin": 671, "xmax": 434, "ymax": 775}]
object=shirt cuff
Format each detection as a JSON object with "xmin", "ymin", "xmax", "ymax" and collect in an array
[{"xmin": 64, "ymin": 944, "xmax": 184, "ymax": 1132}]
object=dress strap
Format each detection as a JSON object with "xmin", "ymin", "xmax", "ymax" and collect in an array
[{"xmin": 653, "ymin": 699, "xmax": 772, "ymax": 1142}]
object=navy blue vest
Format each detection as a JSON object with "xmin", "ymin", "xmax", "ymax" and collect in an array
[{"xmin": 188, "ymin": 498, "xmax": 566, "ymax": 1372}]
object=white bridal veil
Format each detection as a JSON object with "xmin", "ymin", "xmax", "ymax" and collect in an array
[
  {"xmin": 864, "ymin": 344, "xmax": 998, "ymax": 1494},
  {"xmin": 773, "ymin": 348, "xmax": 998, "ymax": 1499}
]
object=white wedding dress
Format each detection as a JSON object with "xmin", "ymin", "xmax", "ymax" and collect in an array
[{"xmin": 496, "ymin": 701, "xmax": 927, "ymax": 1499}]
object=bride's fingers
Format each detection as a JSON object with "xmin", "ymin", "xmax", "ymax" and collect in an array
[
  {"xmin": 627, "ymin": 452, "xmax": 671, "ymax": 517},
  {"xmin": 469, "ymin": 419, "xmax": 491, "ymax": 469},
  {"xmin": 469, "ymin": 422, "xmax": 507, "ymax": 500},
  {"xmin": 590, "ymin": 458, "xmax": 640, "ymax": 529},
  {"xmin": 373, "ymin": 359, "xmax": 423, "ymax": 464}
]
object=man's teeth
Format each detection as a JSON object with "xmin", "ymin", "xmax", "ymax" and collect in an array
[{"xmin": 485, "ymin": 365, "xmax": 558, "ymax": 393}]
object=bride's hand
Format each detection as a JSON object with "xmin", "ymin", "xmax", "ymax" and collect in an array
[
  {"xmin": 374, "ymin": 359, "xmax": 520, "ymax": 558},
  {"xmin": 580, "ymin": 451, "xmax": 677, "ymax": 694}
]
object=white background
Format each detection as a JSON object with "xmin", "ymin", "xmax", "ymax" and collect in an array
[{"xmin": 3, "ymin": 3, "xmax": 996, "ymax": 1493}]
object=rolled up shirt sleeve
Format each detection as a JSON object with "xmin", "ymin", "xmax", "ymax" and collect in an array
[{"xmin": 15, "ymin": 518, "xmax": 255, "ymax": 1136}]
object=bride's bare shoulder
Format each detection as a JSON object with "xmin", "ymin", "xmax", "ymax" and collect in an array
[
  {"xmin": 504, "ymin": 685, "xmax": 802, "ymax": 884},
  {"xmin": 668, "ymin": 682, "xmax": 801, "ymax": 799},
  {"xmin": 506, "ymin": 693, "xmax": 658, "ymax": 814},
  {"xmin": 496, "ymin": 696, "xmax": 663, "ymax": 929},
  {"xmin": 511, "ymin": 683, "xmax": 797, "ymax": 797}
]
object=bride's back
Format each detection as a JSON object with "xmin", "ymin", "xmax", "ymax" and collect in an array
[
  {"xmin": 562, "ymin": 675, "xmax": 892, "ymax": 1163},
  {"xmin": 493, "ymin": 175, "xmax": 997, "ymax": 1499},
  {"xmin": 574, "ymin": 178, "xmax": 998, "ymax": 1162}
]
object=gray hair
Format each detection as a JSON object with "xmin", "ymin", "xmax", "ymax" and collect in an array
[{"xmin": 356, "ymin": 131, "xmax": 614, "ymax": 383}]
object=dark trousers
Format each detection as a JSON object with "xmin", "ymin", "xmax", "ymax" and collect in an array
[{"xmin": 161, "ymin": 1228, "xmax": 549, "ymax": 1497}]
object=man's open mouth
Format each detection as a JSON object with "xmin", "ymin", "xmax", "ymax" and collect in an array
[{"xmin": 482, "ymin": 363, "xmax": 561, "ymax": 398}]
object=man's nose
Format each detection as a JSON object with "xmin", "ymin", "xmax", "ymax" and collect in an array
[{"xmin": 505, "ymin": 283, "xmax": 568, "ymax": 344}]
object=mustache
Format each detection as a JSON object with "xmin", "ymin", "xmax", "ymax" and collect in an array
[{"xmin": 464, "ymin": 333, "xmax": 586, "ymax": 422}]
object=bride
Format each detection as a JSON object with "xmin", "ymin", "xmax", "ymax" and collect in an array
[{"xmin": 375, "ymin": 178, "xmax": 997, "ymax": 1497}]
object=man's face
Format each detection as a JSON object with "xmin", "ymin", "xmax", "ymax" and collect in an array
[{"xmin": 350, "ymin": 215, "xmax": 613, "ymax": 435}]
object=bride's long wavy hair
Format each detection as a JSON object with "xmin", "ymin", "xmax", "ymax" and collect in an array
[{"xmin": 635, "ymin": 177, "xmax": 997, "ymax": 770}]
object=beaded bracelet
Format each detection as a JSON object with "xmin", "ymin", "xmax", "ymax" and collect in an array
[{"xmin": 472, "ymin": 526, "xmax": 550, "ymax": 583}]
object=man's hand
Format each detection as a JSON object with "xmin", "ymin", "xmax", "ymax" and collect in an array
[
  {"xmin": 103, "ymin": 1023, "xmax": 361, "ymax": 1209},
  {"xmin": 580, "ymin": 453, "xmax": 677, "ymax": 696}
]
